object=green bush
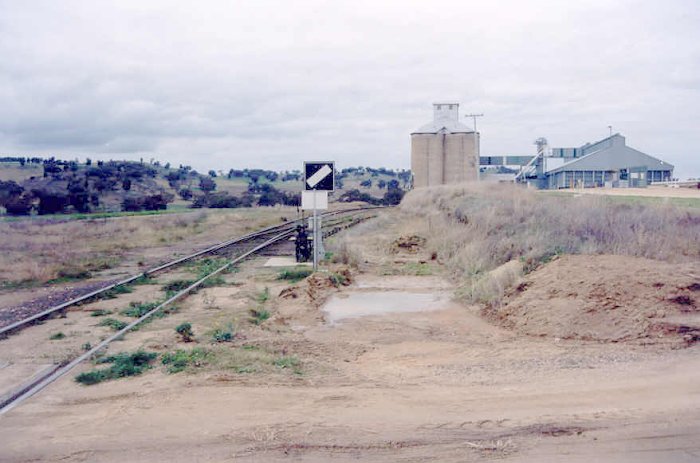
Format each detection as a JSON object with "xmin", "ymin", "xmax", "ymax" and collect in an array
[
  {"xmin": 277, "ymin": 268, "xmax": 313, "ymax": 283},
  {"xmin": 211, "ymin": 323, "xmax": 235, "ymax": 343},
  {"xmin": 161, "ymin": 348, "xmax": 209, "ymax": 373},
  {"xmin": 255, "ymin": 287, "xmax": 270, "ymax": 304},
  {"xmin": 273, "ymin": 355, "xmax": 302, "ymax": 375},
  {"xmin": 75, "ymin": 350, "xmax": 157, "ymax": 385},
  {"xmin": 175, "ymin": 322, "xmax": 194, "ymax": 342},
  {"xmin": 121, "ymin": 301, "xmax": 159, "ymax": 317},
  {"xmin": 90, "ymin": 309, "xmax": 113, "ymax": 317},
  {"xmin": 162, "ymin": 279, "xmax": 195, "ymax": 293},
  {"xmin": 249, "ymin": 308, "xmax": 270, "ymax": 325},
  {"xmin": 98, "ymin": 318, "xmax": 128, "ymax": 331},
  {"xmin": 49, "ymin": 332, "xmax": 65, "ymax": 340}
]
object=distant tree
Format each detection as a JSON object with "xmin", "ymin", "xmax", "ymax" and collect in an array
[
  {"xmin": 360, "ymin": 179, "xmax": 372, "ymax": 188},
  {"xmin": 338, "ymin": 189, "xmax": 381, "ymax": 205},
  {"xmin": 199, "ymin": 176, "xmax": 216, "ymax": 193},
  {"xmin": 387, "ymin": 179, "xmax": 400, "ymax": 190},
  {"xmin": 85, "ymin": 158, "xmax": 92, "ymax": 166},
  {"xmin": 34, "ymin": 189, "xmax": 69, "ymax": 215},
  {"xmin": 257, "ymin": 184, "xmax": 285, "ymax": 206},
  {"xmin": 208, "ymin": 170, "xmax": 217, "ymax": 178},
  {"xmin": 377, "ymin": 179, "xmax": 386, "ymax": 189},
  {"xmin": 178, "ymin": 188, "xmax": 193, "ymax": 200},
  {"xmin": 382, "ymin": 187, "xmax": 404, "ymax": 206},
  {"xmin": 68, "ymin": 181, "xmax": 90, "ymax": 213},
  {"xmin": 4, "ymin": 195, "xmax": 33, "ymax": 215},
  {"xmin": 0, "ymin": 180, "xmax": 24, "ymax": 206},
  {"xmin": 122, "ymin": 178, "xmax": 132, "ymax": 191}
]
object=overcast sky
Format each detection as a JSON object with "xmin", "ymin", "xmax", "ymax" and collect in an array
[{"xmin": 1, "ymin": 0, "xmax": 698, "ymax": 178}]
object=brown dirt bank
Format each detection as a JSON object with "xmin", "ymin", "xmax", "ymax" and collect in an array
[{"xmin": 485, "ymin": 254, "xmax": 700, "ymax": 345}]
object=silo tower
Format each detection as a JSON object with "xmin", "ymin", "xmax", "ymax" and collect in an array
[{"xmin": 410, "ymin": 102, "xmax": 479, "ymax": 188}]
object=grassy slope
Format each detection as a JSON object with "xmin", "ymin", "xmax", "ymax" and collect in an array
[{"xmin": 399, "ymin": 183, "xmax": 700, "ymax": 305}]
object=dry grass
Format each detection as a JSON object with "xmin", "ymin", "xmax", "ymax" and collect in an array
[
  {"xmin": 0, "ymin": 208, "xmax": 297, "ymax": 287},
  {"xmin": 401, "ymin": 184, "xmax": 700, "ymax": 304}
]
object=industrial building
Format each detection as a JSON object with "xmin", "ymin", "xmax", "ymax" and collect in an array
[
  {"xmin": 411, "ymin": 103, "xmax": 479, "ymax": 188},
  {"xmin": 516, "ymin": 134, "xmax": 674, "ymax": 189}
]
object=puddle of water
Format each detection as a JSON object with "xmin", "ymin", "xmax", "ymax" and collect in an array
[{"xmin": 323, "ymin": 291, "xmax": 451, "ymax": 324}]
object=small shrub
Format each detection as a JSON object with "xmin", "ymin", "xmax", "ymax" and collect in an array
[
  {"xmin": 98, "ymin": 318, "xmax": 128, "ymax": 331},
  {"xmin": 255, "ymin": 287, "xmax": 270, "ymax": 304},
  {"xmin": 175, "ymin": 322, "xmax": 194, "ymax": 342},
  {"xmin": 75, "ymin": 350, "xmax": 157, "ymax": 385},
  {"xmin": 189, "ymin": 258, "xmax": 230, "ymax": 279},
  {"xmin": 211, "ymin": 323, "xmax": 235, "ymax": 343},
  {"xmin": 161, "ymin": 347, "xmax": 209, "ymax": 373},
  {"xmin": 162, "ymin": 279, "xmax": 196, "ymax": 293},
  {"xmin": 75, "ymin": 370, "xmax": 107, "ymax": 385},
  {"xmin": 56, "ymin": 267, "xmax": 92, "ymax": 280},
  {"xmin": 277, "ymin": 268, "xmax": 313, "ymax": 283},
  {"xmin": 273, "ymin": 355, "xmax": 302, "ymax": 375},
  {"xmin": 249, "ymin": 308, "xmax": 270, "ymax": 325},
  {"xmin": 90, "ymin": 309, "xmax": 113, "ymax": 317},
  {"xmin": 121, "ymin": 301, "xmax": 159, "ymax": 318},
  {"xmin": 102, "ymin": 285, "xmax": 133, "ymax": 299},
  {"xmin": 82, "ymin": 342, "xmax": 92, "ymax": 351},
  {"xmin": 329, "ymin": 272, "xmax": 349, "ymax": 286},
  {"xmin": 49, "ymin": 332, "xmax": 65, "ymax": 340}
]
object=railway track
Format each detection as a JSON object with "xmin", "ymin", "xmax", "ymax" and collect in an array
[
  {"xmin": 0, "ymin": 206, "xmax": 380, "ymax": 337},
  {"xmin": 0, "ymin": 206, "xmax": 381, "ymax": 415}
]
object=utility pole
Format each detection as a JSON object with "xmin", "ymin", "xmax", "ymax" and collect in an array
[{"xmin": 465, "ymin": 113, "xmax": 484, "ymax": 181}]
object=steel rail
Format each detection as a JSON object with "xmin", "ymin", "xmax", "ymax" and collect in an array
[
  {"xmin": 0, "ymin": 206, "xmax": 382, "ymax": 415},
  {"xmin": 0, "ymin": 206, "xmax": 383, "ymax": 337},
  {"xmin": 0, "ymin": 229, "xmax": 295, "ymax": 415}
]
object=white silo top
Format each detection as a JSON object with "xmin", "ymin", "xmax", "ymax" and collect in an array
[{"xmin": 412, "ymin": 102, "xmax": 474, "ymax": 134}]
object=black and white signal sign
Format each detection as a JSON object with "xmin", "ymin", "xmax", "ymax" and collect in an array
[{"xmin": 304, "ymin": 161, "xmax": 335, "ymax": 191}]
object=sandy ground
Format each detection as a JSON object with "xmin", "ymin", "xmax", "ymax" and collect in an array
[{"xmin": 1, "ymin": 217, "xmax": 700, "ymax": 461}]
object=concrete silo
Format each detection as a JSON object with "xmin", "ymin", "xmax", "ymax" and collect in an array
[{"xmin": 411, "ymin": 103, "xmax": 479, "ymax": 188}]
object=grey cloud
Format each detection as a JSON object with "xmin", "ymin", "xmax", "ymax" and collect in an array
[{"xmin": 0, "ymin": 0, "xmax": 698, "ymax": 178}]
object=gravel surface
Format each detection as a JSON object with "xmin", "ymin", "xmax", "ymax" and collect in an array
[{"xmin": 0, "ymin": 279, "xmax": 119, "ymax": 330}]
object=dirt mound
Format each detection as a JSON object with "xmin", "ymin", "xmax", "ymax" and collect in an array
[
  {"xmin": 484, "ymin": 255, "xmax": 700, "ymax": 346},
  {"xmin": 391, "ymin": 235, "xmax": 426, "ymax": 254},
  {"xmin": 278, "ymin": 268, "xmax": 353, "ymax": 307}
]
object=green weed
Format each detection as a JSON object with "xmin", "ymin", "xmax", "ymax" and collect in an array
[
  {"xmin": 121, "ymin": 301, "xmax": 159, "ymax": 318},
  {"xmin": 211, "ymin": 323, "xmax": 235, "ymax": 343},
  {"xmin": 161, "ymin": 347, "xmax": 210, "ymax": 373},
  {"xmin": 49, "ymin": 332, "xmax": 66, "ymax": 340},
  {"xmin": 329, "ymin": 272, "xmax": 349, "ymax": 286},
  {"xmin": 161, "ymin": 279, "xmax": 196, "ymax": 293},
  {"xmin": 249, "ymin": 308, "xmax": 270, "ymax": 325},
  {"xmin": 175, "ymin": 322, "xmax": 194, "ymax": 342},
  {"xmin": 273, "ymin": 355, "xmax": 302, "ymax": 375},
  {"xmin": 277, "ymin": 268, "xmax": 313, "ymax": 283},
  {"xmin": 98, "ymin": 318, "xmax": 128, "ymax": 331},
  {"xmin": 75, "ymin": 350, "xmax": 157, "ymax": 385},
  {"xmin": 255, "ymin": 287, "xmax": 270, "ymax": 304},
  {"xmin": 90, "ymin": 309, "xmax": 113, "ymax": 317}
]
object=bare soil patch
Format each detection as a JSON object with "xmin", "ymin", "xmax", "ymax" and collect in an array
[{"xmin": 486, "ymin": 255, "xmax": 700, "ymax": 346}]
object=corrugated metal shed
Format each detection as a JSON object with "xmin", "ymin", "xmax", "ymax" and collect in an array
[{"xmin": 547, "ymin": 142, "xmax": 674, "ymax": 174}]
